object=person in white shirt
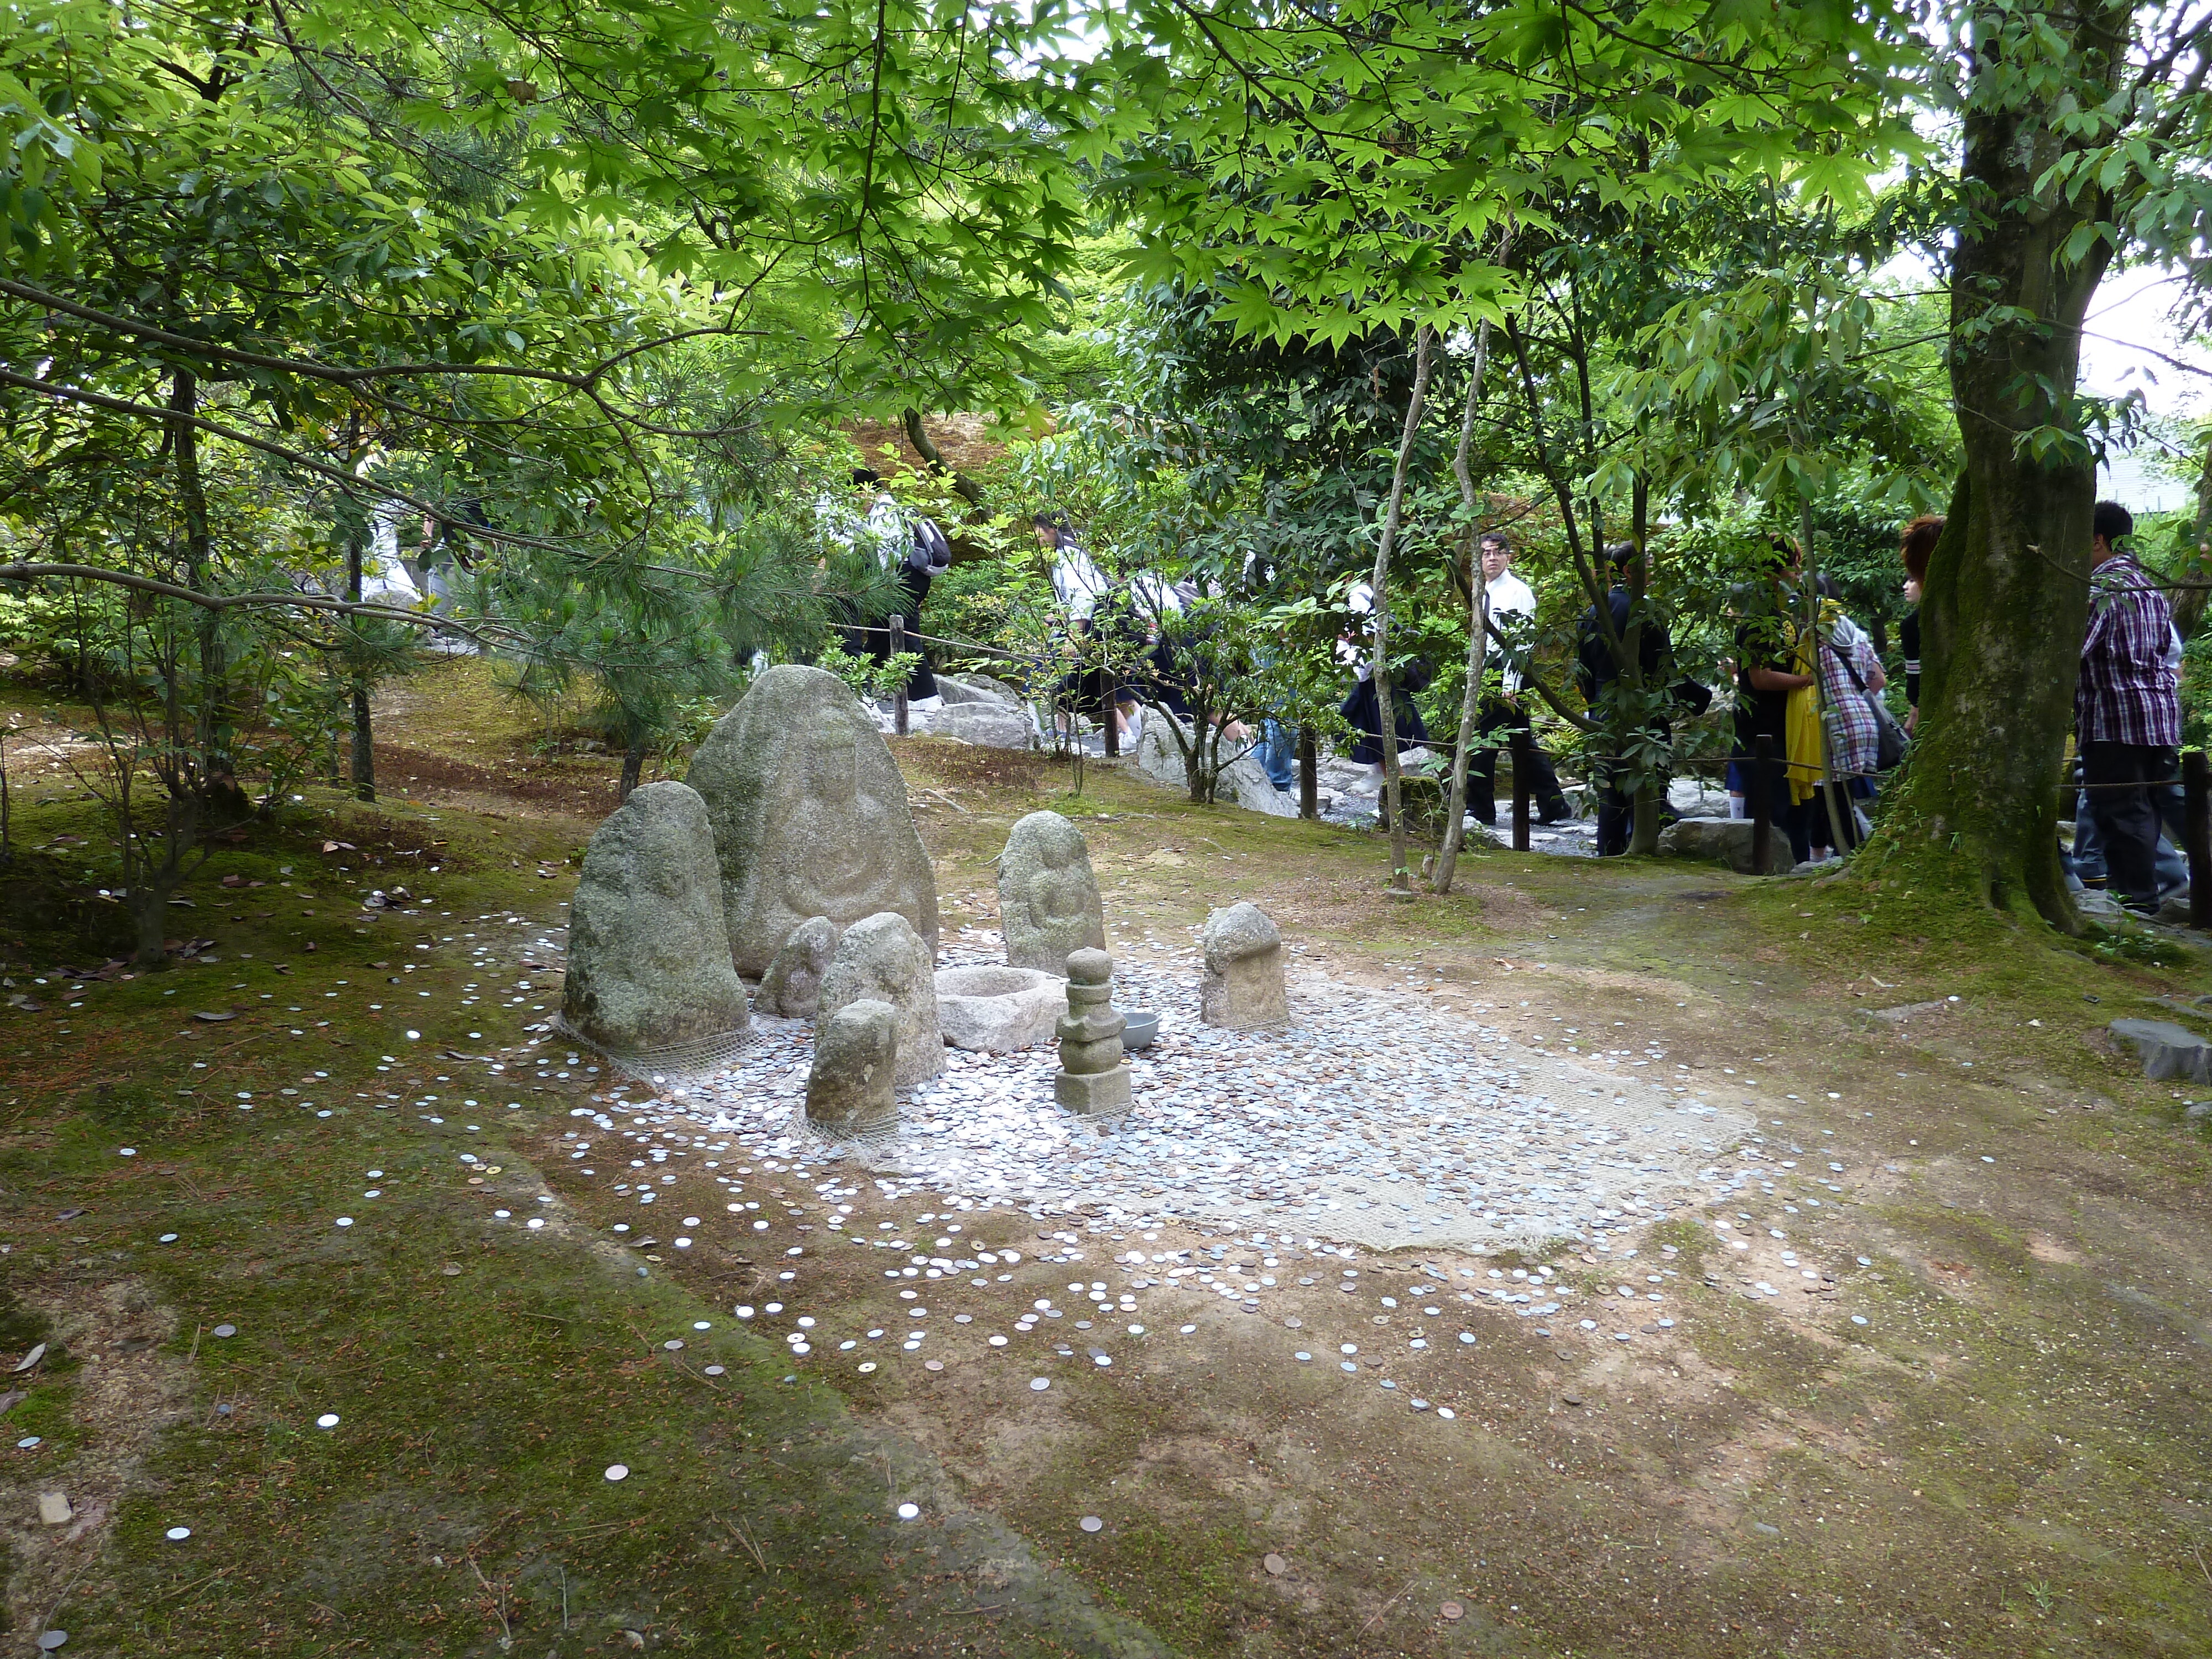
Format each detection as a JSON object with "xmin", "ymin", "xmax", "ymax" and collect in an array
[
  {"xmin": 1465, "ymin": 530, "xmax": 1571, "ymax": 824},
  {"xmin": 1038, "ymin": 510, "xmax": 1135, "ymax": 744}
]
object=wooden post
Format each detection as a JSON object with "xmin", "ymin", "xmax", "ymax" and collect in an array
[
  {"xmin": 889, "ymin": 613, "xmax": 908, "ymax": 736},
  {"xmin": 1751, "ymin": 734, "xmax": 1775, "ymax": 875},
  {"xmin": 1510, "ymin": 729, "xmax": 1532, "ymax": 853},
  {"xmin": 1298, "ymin": 728, "xmax": 1318, "ymax": 820},
  {"xmin": 2187, "ymin": 749, "xmax": 2210, "ymax": 930}
]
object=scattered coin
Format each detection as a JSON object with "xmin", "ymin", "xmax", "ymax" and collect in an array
[
  {"xmin": 896, "ymin": 1503, "xmax": 920, "ymax": 1520},
  {"xmin": 1441, "ymin": 1600, "xmax": 1464, "ymax": 1621},
  {"xmin": 604, "ymin": 1464, "xmax": 629, "ymax": 1481},
  {"xmin": 925, "ymin": 1360, "xmax": 944, "ymax": 1371},
  {"xmin": 1263, "ymin": 1552, "xmax": 1287, "ymax": 1575},
  {"xmin": 1079, "ymin": 1515, "xmax": 1104, "ymax": 1533},
  {"xmin": 165, "ymin": 1526, "xmax": 191, "ymax": 1541},
  {"xmin": 211, "ymin": 1324, "xmax": 237, "ymax": 1338},
  {"xmin": 1029, "ymin": 1378, "xmax": 1050, "ymax": 1391},
  {"xmin": 36, "ymin": 1632, "xmax": 65, "ymax": 1651},
  {"xmin": 1563, "ymin": 1392, "xmax": 1584, "ymax": 1406},
  {"xmin": 316, "ymin": 1413, "xmax": 340, "ymax": 1429}
]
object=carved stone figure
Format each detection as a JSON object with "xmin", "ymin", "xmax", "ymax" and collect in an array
[
  {"xmin": 1200, "ymin": 901, "xmax": 1289, "ymax": 1031},
  {"xmin": 686, "ymin": 665, "xmax": 940, "ymax": 975},
  {"xmin": 997, "ymin": 811, "xmax": 1106, "ymax": 974}
]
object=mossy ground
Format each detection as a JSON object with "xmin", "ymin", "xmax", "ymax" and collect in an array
[{"xmin": 4, "ymin": 656, "xmax": 2212, "ymax": 1656}]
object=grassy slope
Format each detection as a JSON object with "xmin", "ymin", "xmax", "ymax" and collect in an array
[{"xmin": 3, "ymin": 656, "xmax": 2211, "ymax": 1656}]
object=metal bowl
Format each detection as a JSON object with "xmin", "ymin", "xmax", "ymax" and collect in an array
[{"xmin": 1121, "ymin": 1009, "xmax": 1160, "ymax": 1051}]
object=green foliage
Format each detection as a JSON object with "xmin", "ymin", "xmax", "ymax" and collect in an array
[{"xmin": 815, "ymin": 644, "xmax": 924, "ymax": 706}]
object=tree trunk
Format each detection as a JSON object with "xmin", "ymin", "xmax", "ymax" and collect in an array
[
  {"xmin": 1626, "ymin": 476, "xmax": 1666, "ymax": 856},
  {"xmin": 1370, "ymin": 326, "xmax": 1436, "ymax": 891},
  {"xmin": 169, "ymin": 371, "xmax": 245, "ymax": 819},
  {"xmin": 1297, "ymin": 727, "xmax": 1318, "ymax": 820},
  {"xmin": 2172, "ymin": 432, "xmax": 2212, "ymax": 641},
  {"xmin": 1434, "ymin": 321, "xmax": 1495, "ymax": 894},
  {"xmin": 902, "ymin": 408, "xmax": 984, "ymax": 508},
  {"xmin": 348, "ymin": 502, "xmax": 376, "ymax": 805},
  {"xmin": 131, "ymin": 884, "xmax": 173, "ymax": 969},
  {"xmin": 1867, "ymin": 7, "xmax": 2122, "ymax": 926},
  {"xmin": 620, "ymin": 733, "xmax": 646, "ymax": 799}
]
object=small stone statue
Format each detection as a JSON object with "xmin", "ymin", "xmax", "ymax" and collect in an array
[
  {"xmin": 806, "ymin": 998, "xmax": 898, "ymax": 1139},
  {"xmin": 759, "ymin": 915, "xmax": 839, "ymax": 1019},
  {"xmin": 1199, "ymin": 900, "xmax": 1289, "ymax": 1031},
  {"xmin": 1053, "ymin": 947, "xmax": 1130, "ymax": 1117}
]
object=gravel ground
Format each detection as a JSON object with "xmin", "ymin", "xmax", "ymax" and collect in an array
[{"xmin": 571, "ymin": 940, "xmax": 1762, "ymax": 1260}]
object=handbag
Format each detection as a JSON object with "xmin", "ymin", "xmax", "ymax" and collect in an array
[{"xmin": 1825, "ymin": 633, "xmax": 1908, "ymax": 771}]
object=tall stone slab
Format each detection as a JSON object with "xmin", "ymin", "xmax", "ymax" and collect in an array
[
  {"xmin": 561, "ymin": 781, "xmax": 750, "ymax": 1056},
  {"xmin": 997, "ymin": 810, "xmax": 1107, "ymax": 973},
  {"xmin": 686, "ymin": 665, "xmax": 940, "ymax": 975},
  {"xmin": 816, "ymin": 910, "xmax": 944, "ymax": 1088}
]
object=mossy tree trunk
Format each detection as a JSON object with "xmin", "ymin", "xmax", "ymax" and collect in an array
[{"xmin": 1867, "ymin": 3, "xmax": 2122, "ymax": 927}]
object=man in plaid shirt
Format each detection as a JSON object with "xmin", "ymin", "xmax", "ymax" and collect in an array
[{"xmin": 2077, "ymin": 500, "xmax": 2181, "ymax": 911}]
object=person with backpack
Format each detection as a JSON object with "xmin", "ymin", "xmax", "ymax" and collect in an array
[
  {"xmin": 1806, "ymin": 575, "xmax": 1892, "ymax": 857},
  {"xmin": 1337, "ymin": 582, "xmax": 1431, "ymax": 788},
  {"xmin": 1575, "ymin": 543, "xmax": 1709, "ymax": 855},
  {"xmin": 826, "ymin": 468, "xmax": 951, "ymax": 706}
]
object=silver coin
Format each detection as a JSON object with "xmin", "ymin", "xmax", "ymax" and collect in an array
[{"xmin": 211, "ymin": 1324, "xmax": 237, "ymax": 1338}]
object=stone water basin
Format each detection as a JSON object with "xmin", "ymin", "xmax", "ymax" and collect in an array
[{"xmin": 934, "ymin": 965, "xmax": 1066, "ymax": 1052}]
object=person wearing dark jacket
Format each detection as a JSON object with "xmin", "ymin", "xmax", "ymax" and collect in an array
[
  {"xmin": 1897, "ymin": 513, "xmax": 1940, "ymax": 733},
  {"xmin": 1338, "ymin": 581, "xmax": 1430, "ymax": 780},
  {"xmin": 1576, "ymin": 544, "xmax": 1707, "ymax": 855}
]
